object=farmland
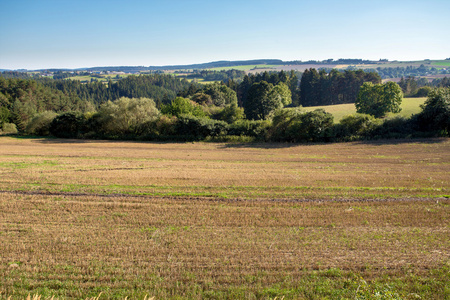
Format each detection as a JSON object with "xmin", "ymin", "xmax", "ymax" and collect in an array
[{"xmin": 1, "ymin": 137, "xmax": 449, "ymax": 299}]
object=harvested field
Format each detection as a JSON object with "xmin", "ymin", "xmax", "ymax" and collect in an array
[
  {"xmin": 0, "ymin": 137, "xmax": 449, "ymax": 200},
  {"xmin": 0, "ymin": 137, "xmax": 449, "ymax": 299}
]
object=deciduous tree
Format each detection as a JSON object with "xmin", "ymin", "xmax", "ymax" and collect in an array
[{"xmin": 355, "ymin": 81, "xmax": 403, "ymax": 118}]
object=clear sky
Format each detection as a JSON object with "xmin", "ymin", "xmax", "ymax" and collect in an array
[{"xmin": 1, "ymin": 0, "xmax": 449, "ymax": 70}]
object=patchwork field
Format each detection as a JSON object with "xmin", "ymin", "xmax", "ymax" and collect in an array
[{"xmin": 0, "ymin": 137, "xmax": 449, "ymax": 299}]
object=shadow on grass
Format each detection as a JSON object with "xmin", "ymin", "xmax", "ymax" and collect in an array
[
  {"xmin": 351, "ymin": 137, "xmax": 448, "ymax": 146},
  {"xmin": 219, "ymin": 137, "xmax": 448, "ymax": 149},
  {"xmin": 5, "ymin": 135, "xmax": 447, "ymax": 148}
]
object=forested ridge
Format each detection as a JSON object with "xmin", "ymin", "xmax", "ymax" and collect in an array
[{"xmin": 1, "ymin": 69, "xmax": 449, "ymax": 142}]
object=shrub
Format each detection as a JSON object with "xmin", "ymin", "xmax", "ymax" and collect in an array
[
  {"xmin": 49, "ymin": 112, "xmax": 87, "ymax": 138},
  {"xmin": 97, "ymin": 97, "xmax": 160, "ymax": 136},
  {"xmin": 415, "ymin": 86, "xmax": 432, "ymax": 97},
  {"xmin": 269, "ymin": 108, "xmax": 334, "ymax": 142},
  {"xmin": 416, "ymin": 87, "xmax": 450, "ymax": 135},
  {"xmin": 0, "ymin": 123, "xmax": 18, "ymax": 134},
  {"xmin": 161, "ymin": 97, "xmax": 205, "ymax": 118},
  {"xmin": 268, "ymin": 108, "xmax": 304, "ymax": 142},
  {"xmin": 228, "ymin": 119, "xmax": 271, "ymax": 139},
  {"xmin": 334, "ymin": 114, "xmax": 379, "ymax": 140},
  {"xmin": 287, "ymin": 109, "xmax": 334, "ymax": 142},
  {"xmin": 370, "ymin": 116, "xmax": 415, "ymax": 139},
  {"xmin": 25, "ymin": 111, "xmax": 57, "ymax": 136},
  {"xmin": 175, "ymin": 115, "xmax": 229, "ymax": 140}
]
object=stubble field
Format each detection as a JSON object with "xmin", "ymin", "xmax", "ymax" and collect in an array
[{"xmin": 0, "ymin": 137, "xmax": 449, "ymax": 299}]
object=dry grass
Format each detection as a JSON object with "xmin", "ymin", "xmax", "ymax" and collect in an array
[
  {"xmin": 0, "ymin": 136, "xmax": 449, "ymax": 299},
  {"xmin": 1, "ymin": 192, "xmax": 449, "ymax": 299},
  {"xmin": 0, "ymin": 137, "xmax": 448, "ymax": 200}
]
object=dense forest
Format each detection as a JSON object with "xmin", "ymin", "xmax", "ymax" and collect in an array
[{"xmin": 1, "ymin": 68, "xmax": 449, "ymax": 142}]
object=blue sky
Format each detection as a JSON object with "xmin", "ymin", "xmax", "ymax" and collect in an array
[{"xmin": 1, "ymin": 0, "xmax": 449, "ymax": 69}]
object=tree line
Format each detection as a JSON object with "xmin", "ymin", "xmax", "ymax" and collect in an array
[{"xmin": 1, "ymin": 70, "xmax": 449, "ymax": 142}]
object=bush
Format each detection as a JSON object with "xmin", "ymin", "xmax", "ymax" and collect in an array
[
  {"xmin": 97, "ymin": 97, "xmax": 160, "ymax": 136},
  {"xmin": 287, "ymin": 109, "xmax": 334, "ymax": 142},
  {"xmin": 415, "ymin": 86, "xmax": 432, "ymax": 97},
  {"xmin": 228, "ymin": 119, "xmax": 271, "ymax": 139},
  {"xmin": 0, "ymin": 123, "xmax": 18, "ymax": 134},
  {"xmin": 269, "ymin": 108, "xmax": 334, "ymax": 142},
  {"xmin": 175, "ymin": 115, "xmax": 229, "ymax": 140},
  {"xmin": 49, "ymin": 112, "xmax": 87, "ymax": 138},
  {"xmin": 334, "ymin": 114, "xmax": 380, "ymax": 140},
  {"xmin": 416, "ymin": 87, "xmax": 450, "ymax": 135},
  {"xmin": 161, "ymin": 97, "xmax": 205, "ymax": 118},
  {"xmin": 370, "ymin": 116, "xmax": 415, "ymax": 139},
  {"xmin": 25, "ymin": 111, "xmax": 57, "ymax": 136},
  {"xmin": 268, "ymin": 108, "xmax": 304, "ymax": 142}
]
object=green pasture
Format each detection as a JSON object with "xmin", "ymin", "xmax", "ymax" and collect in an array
[{"xmin": 303, "ymin": 97, "xmax": 426, "ymax": 123}]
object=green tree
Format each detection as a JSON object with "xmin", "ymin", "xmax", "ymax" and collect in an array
[
  {"xmin": 201, "ymin": 82, "xmax": 238, "ymax": 107},
  {"xmin": 0, "ymin": 106, "xmax": 10, "ymax": 128},
  {"xmin": 270, "ymin": 82, "xmax": 292, "ymax": 106},
  {"xmin": 161, "ymin": 97, "xmax": 205, "ymax": 118},
  {"xmin": 355, "ymin": 81, "xmax": 403, "ymax": 118},
  {"xmin": 49, "ymin": 112, "xmax": 87, "ymax": 138},
  {"xmin": 98, "ymin": 97, "xmax": 160, "ymax": 136},
  {"xmin": 25, "ymin": 111, "xmax": 57, "ymax": 136},
  {"xmin": 268, "ymin": 108, "xmax": 334, "ymax": 142},
  {"xmin": 214, "ymin": 102, "xmax": 245, "ymax": 124},
  {"xmin": 244, "ymin": 81, "xmax": 283, "ymax": 120},
  {"xmin": 417, "ymin": 87, "xmax": 450, "ymax": 133}
]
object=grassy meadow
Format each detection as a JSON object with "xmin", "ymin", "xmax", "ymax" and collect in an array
[
  {"xmin": 303, "ymin": 97, "xmax": 426, "ymax": 123},
  {"xmin": 0, "ymin": 137, "xmax": 449, "ymax": 299}
]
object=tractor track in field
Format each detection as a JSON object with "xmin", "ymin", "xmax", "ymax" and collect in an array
[{"xmin": 0, "ymin": 189, "xmax": 445, "ymax": 204}]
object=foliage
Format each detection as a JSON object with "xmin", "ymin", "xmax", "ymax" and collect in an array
[
  {"xmin": 415, "ymin": 86, "xmax": 432, "ymax": 97},
  {"xmin": 268, "ymin": 108, "xmax": 334, "ymax": 142},
  {"xmin": 228, "ymin": 119, "xmax": 271, "ymax": 138},
  {"xmin": 290, "ymin": 109, "xmax": 334, "ymax": 142},
  {"xmin": 175, "ymin": 115, "xmax": 229, "ymax": 140},
  {"xmin": 236, "ymin": 70, "xmax": 298, "ymax": 107},
  {"xmin": 356, "ymin": 82, "xmax": 403, "ymax": 118},
  {"xmin": 183, "ymin": 69, "xmax": 245, "ymax": 83},
  {"xmin": 373, "ymin": 64, "xmax": 449, "ymax": 79},
  {"xmin": 213, "ymin": 102, "xmax": 245, "ymax": 124},
  {"xmin": 416, "ymin": 87, "xmax": 450, "ymax": 134},
  {"xmin": 25, "ymin": 111, "xmax": 58, "ymax": 136},
  {"xmin": 41, "ymin": 74, "xmax": 192, "ymax": 106},
  {"xmin": 268, "ymin": 107, "xmax": 304, "ymax": 141},
  {"xmin": 49, "ymin": 112, "xmax": 87, "ymax": 138},
  {"xmin": 334, "ymin": 114, "xmax": 379, "ymax": 140},
  {"xmin": 0, "ymin": 106, "xmax": 10, "ymax": 127},
  {"xmin": 270, "ymin": 81, "xmax": 292, "ymax": 106},
  {"xmin": 0, "ymin": 123, "xmax": 18, "ymax": 134},
  {"xmin": 244, "ymin": 81, "xmax": 287, "ymax": 120},
  {"xmin": 300, "ymin": 69, "xmax": 381, "ymax": 107},
  {"xmin": 96, "ymin": 97, "xmax": 160, "ymax": 136},
  {"xmin": 161, "ymin": 97, "xmax": 205, "ymax": 118},
  {"xmin": 0, "ymin": 77, "xmax": 89, "ymax": 132},
  {"xmin": 201, "ymin": 82, "xmax": 238, "ymax": 107},
  {"xmin": 191, "ymin": 92, "xmax": 213, "ymax": 106}
]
